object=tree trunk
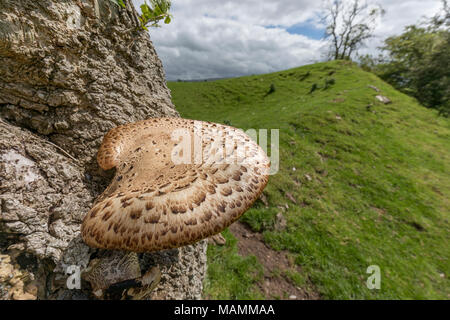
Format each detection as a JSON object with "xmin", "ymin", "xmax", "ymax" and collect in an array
[{"xmin": 0, "ymin": 0, "xmax": 207, "ymax": 300}]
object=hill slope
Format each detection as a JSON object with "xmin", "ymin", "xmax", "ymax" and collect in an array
[{"xmin": 168, "ymin": 60, "xmax": 450, "ymax": 299}]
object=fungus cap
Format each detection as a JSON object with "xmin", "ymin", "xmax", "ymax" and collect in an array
[{"xmin": 81, "ymin": 118, "xmax": 270, "ymax": 252}]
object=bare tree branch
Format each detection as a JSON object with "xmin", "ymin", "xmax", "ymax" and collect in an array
[{"xmin": 322, "ymin": 0, "xmax": 384, "ymax": 60}]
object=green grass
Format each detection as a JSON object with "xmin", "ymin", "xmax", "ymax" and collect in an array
[
  {"xmin": 168, "ymin": 60, "xmax": 450, "ymax": 299},
  {"xmin": 203, "ymin": 229, "xmax": 264, "ymax": 299}
]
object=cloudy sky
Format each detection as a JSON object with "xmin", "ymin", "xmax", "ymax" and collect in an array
[{"xmin": 132, "ymin": 0, "xmax": 443, "ymax": 80}]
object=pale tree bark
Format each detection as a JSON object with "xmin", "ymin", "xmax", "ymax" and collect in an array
[{"xmin": 0, "ymin": 0, "xmax": 207, "ymax": 300}]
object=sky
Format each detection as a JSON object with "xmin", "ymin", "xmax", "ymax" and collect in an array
[{"xmin": 132, "ymin": 0, "xmax": 443, "ymax": 80}]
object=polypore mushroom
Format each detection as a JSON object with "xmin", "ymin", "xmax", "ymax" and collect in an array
[
  {"xmin": 81, "ymin": 118, "xmax": 270, "ymax": 252},
  {"xmin": 81, "ymin": 250, "xmax": 160, "ymax": 299}
]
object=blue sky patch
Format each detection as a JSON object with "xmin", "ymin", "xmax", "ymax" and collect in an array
[
  {"xmin": 286, "ymin": 23, "xmax": 325, "ymax": 40},
  {"xmin": 264, "ymin": 22, "xmax": 325, "ymax": 40}
]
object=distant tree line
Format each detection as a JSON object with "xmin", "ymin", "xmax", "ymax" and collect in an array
[
  {"xmin": 323, "ymin": 0, "xmax": 449, "ymax": 117},
  {"xmin": 360, "ymin": 1, "xmax": 449, "ymax": 116}
]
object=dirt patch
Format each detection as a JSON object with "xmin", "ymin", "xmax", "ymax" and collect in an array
[{"xmin": 229, "ymin": 222, "xmax": 320, "ymax": 300}]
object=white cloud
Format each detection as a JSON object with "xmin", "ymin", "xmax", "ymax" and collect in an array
[{"xmin": 132, "ymin": 0, "xmax": 443, "ymax": 80}]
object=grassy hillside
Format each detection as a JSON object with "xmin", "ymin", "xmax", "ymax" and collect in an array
[{"xmin": 168, "ymin": 60, "xmax": 450, "ymax": 299}]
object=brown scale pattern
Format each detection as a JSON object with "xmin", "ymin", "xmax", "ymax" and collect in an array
[{"xmin": 82, "ymin": 118, "xmax": 270, "ymax": 252}]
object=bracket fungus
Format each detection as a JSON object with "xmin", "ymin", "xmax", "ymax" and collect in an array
[
  {"xmin": 81, "ymin": 251, "xmax": 161, "ymax": 299},
  {"xmin": 80, "ymin": 118, "xmax": 270, "ymax": 297},
  {"xmin": 82, "ymin": 118, "xmax": 270, "ymax": 252}
]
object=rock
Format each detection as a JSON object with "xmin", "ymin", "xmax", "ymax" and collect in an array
[
  {"xmin": 259, "ymin": 193, "xmax": 269, "ymax": 207},
  {"xmin": 274, "ymin": 213, "xmax": 287, "ymax": 232},
  {"xmin": 0, "ymin": 0, "xmax": 206, "ymax": 300},
  {"xmin": 285, "ymin": 192, "xmax": 297, "ymax": 204},
  {"xmin": 376, "ymin": 95, "xmax": 392, "ymax": 104},
  {"xmin": 289, "ymin": 295, "xmax": 297, "ymax": 300},
  {"xmin": 368, "ymin": 85, "xmax": 380, "ymax": 92},
  {"xmin": 243, "ymin": 232, "xmax": 252, "ymax": 239},
  {"xmin": 209, "ymin": 234, "xmax": 227, "ymax": 246}
]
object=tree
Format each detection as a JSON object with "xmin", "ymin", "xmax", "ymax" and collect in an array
[
  {"xmin": 370, "ymin": 0, "xmax": 450, "ymax": 116},
  {"xmin": 322, "ymin": 0, "xmax": 384, "ymax": 60},
  {"xmin": 0, "ymin": 0, "xmax": 204, "ymax": 300},
  {"xmin": 429, "ymin": 0, "xmax": 450, "ymax": 30}
]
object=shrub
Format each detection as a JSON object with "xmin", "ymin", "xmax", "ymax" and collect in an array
[
  {"xmin": 309, "ymin": 83, "xmax": 318, "ymax": 94},
  {"xmin": 324, "ymin": 78, "xmax": 336, "ymax": 90}
]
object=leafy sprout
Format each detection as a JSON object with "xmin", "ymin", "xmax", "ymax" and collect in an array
[
  {"xmin": 139, "ymin": 0, "xmax": 172, "ymax": 30},
  {"xmin": 109, "ymin": 0, "xmax": 126, "ymax": 8},
  {"xmin": 110, "ymin": 0, "xmax": 173, "ymax": 30}
]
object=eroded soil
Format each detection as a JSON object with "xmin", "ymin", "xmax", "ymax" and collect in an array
[{"xmin": 229, "ymin": 222, "xmax": 320, "ymax": 300}]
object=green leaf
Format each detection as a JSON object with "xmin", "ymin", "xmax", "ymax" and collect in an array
[
  {"xmin": 141, "ymin": 4, "xmax": 152, "ymax": 16},
  {"xmin": 109, "ymin": 0, "xmax": 126, "ymax": 8},
  {"xmin": 139, "ymin": 0, "xmax": 172, "ymax": 29},
  {"xmin": 153, "ymin": 5, "xmax": 163, "ymax": 16}
]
